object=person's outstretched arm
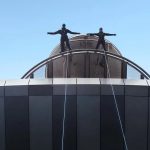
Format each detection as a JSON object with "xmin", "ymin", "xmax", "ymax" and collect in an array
[
  {"xmin": 87, "ymin": 33, "xmax": 98, "ymax": 36},
  {"xmin": 105, "ymin": 33, "xmax": 116, "ymax": 36},
  {"xmin": 47, "ymin": 30, "xmax": 60, "ymax": 35},
  {"xmin": 67, "ymin": 30, "xmax": 80, "ymax": 34}
]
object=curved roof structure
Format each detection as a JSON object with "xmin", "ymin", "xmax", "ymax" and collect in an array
[{"xmin": 22, "ymin": 35, "xmax": 150, "ymax": 79}]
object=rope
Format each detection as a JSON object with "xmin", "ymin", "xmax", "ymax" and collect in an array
[
  {"xmin": 103, "ymin": 50, "xmax": 129, "ymax": 150},
  {"xmin": 61, "ymin": 54, "xmax": 69, "ymax": 150},
  {"xmin": 61, "ymin": 48, "xmax": 128, "ymax": 150}
]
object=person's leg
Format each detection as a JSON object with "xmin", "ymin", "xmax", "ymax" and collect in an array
[
  {"xmin": 96, "ymin": 40, "xmax": 101, "ymax": 65},
  {"xmin": 96, "ymin": 40, "xmax": 100, "ymax": 49},
  {"xmin": 102, "ymin": 41, "xmax": 107, "ymax": 51},
  {"xmin": 61, "ymin": 39, "xmax": 65, "ymax": 52},
  {"xmin": 99, "ymin": 41, "xmax": 107, "ymax": 66},
  {"xmin": 65, "ymin": 39, "xmax": 72, "ymax": 61},
  {"xmin": 66, "ymin": 39, "xmax": 72, "ymax": 51}
]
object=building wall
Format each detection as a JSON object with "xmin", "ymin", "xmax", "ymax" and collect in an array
[{"xmin": 0, "ymin": 78, "xmax": 150, "ymax": 150}]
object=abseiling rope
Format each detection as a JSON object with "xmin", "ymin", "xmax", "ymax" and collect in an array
[
  {"xmin": 61, "ymin": 50, "xmax": 128, "ymax": 150},
  {"xmin": 61, "ymin": 54, "xmax": 69, "ymax": 150},
  {"xmin": 103, "ymin": 50, "xmax": 129, "ymax": 150}
]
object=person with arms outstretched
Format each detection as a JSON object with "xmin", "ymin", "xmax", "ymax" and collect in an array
[
  {"xmin": 88, "ymin": 27, "xmax": 116, "ymax": 51},
  {"xmin": 88, "ymin": 27, "xmax": 116, "ymax": 66},
  {"xmin": 47, "ymin": 24, "xmax": 80, "ymax": 52}
]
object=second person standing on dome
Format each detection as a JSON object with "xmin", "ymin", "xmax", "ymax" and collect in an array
[
  {"xmin": 88, "ymin": 27, "xmax": 116, "ymax": 51},
  {"xmin": 47, "ymin": 24, "xmax": 80, "ymax": 52}
]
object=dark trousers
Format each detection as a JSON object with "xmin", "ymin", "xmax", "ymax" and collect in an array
[
  {"xmin": 96, "ymin": 40, "xmax": 107, "ymax": 65},
  {"xmin": 96, "ymin": 40, "xmax": 107, "ymax": 51},
  {"xmin": 61, "ymin": 38, "xmax": 72, "ymax": 52}
]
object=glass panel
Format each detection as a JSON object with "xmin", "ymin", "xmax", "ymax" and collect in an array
[
  {"xmin": 127, "ymin": 65, "xmax": 141, "ymax": 79},
  {"xmin": 33, "ymin": 65, "xmax": 46, "ymax": 78}
]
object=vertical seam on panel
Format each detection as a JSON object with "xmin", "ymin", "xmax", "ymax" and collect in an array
[
  {"xmin": 28, "ymin": 79, "xmax": 30, "ymax": 150},
  {"xmin": 52, "ymin": 78, "xmax": 54, "ymax": 150},
  {"xmin": 146, "ymin": 80, "xmax": 149, "ymax": 150},
  {"xmin": 76, "ymin": 78, "xmax": 78, "ymax": 150},
  {"xmin": 123, "ymin": 79, "xmax": 126, "ymax": 150},
  {"xmin": 99, "ymin": 78, "xmax": 101, "ymax": 150},
  {"xmin": 4, "ymin": 80, "xmax": 6, "ymax": 150}
]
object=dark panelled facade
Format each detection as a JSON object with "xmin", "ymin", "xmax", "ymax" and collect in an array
[
  {"xmin": 29, "ymin": 96, "xmax": 52, "ymax": 150},
  {"xmin": 53, "ymin": 96, "xmax": 77, "ymax": 150},
  {"xmin": 125, "ymin": 97, "xmax": 148, "ymax": 150},
  {"xmin": 0, "ymin": 96, "xmax": 5, "ymax": 150},
  {"xmin": 0, "ymin": 81, "xmax": 5, "ymax": 150},
  {"xmin": 101, "ymin": 80, "xmax": 125, "ymax": 150},
  {"xmin": 77, "ymin": 80, "xmax": 100, "ymax": 150},
  {"xmin": 5, "ymin": 96, "xmax": 29, "ymax": 150},
  {"xmin": 53, "ymin": 80, "xmax": 77, "ymax": 150},
  {"xmin": 77, "ymin": 96, "xmax": 100, "ymax": 150},
  {"xmin": 149, "ymin": 96, "xmax": 150, "ymax": 150},
  {"xmin": 101, "ymin": 95, "xmax": 124, "ymax": 150},
  {"xmin": 125, "ymin": 80, "xmax": 149, "ymax": 150},
  {"xmin": 0, "ymin": 79, "xmax": 150, "ymax": 150},
  {"xmin": 29, "ymin": 80, "xmax": 53, "ymax": 150}
]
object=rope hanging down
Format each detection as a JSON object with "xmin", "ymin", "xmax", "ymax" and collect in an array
[
  {"xmin": 103, "ymin": 50, "xmax": 129, "ymax": 150},
  {"xmin": 61, "ymin": 54, "xmax": 69, "ymax": 150},
  {"xmin": 61, "ymin": 50, "xmax": 129, "ymax": 150}
]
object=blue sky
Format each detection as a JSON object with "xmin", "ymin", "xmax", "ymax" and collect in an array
[{"xmin": 0, "ymin": 0, "xmax": 150, "ymax": 79}]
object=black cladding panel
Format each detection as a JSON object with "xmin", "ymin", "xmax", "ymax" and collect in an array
[
  {"xmin": 29, "ymin": 85, "xmax": 52, "ymax": 96},
  {"xmin": 0, "ymin": 97, "xmax": 5, "ymax": 150},
  {"xmin": 53, "ymin": 85, "xmax": 76, "ymax": 95},
  {"xmin": 149, "ymin": 97, "xmax": 150, "ymax": 150},
  {"xmin": 5, "ymin": 96, "xmax": 29, "ymax": 150},
  {"xmin": 77, "ymin": 85, "xmax": 100, "ymax": 95},
  {"xmin": 5, "ymin": 86, "xmax": 28, "ymax": 96},
  {"xmin": 77, "ymin": 96, "xmax": 100, "ymax": 150},
  {"xmin": 29, "ymin": 96, "xmax": 52, "ymax": 150},
  {"xmin": 0, "ymin": 86, "xmax": 4, "ymax": 96},
  {"xmin": 101, "ymin": 95, "xmax": 124, "ymax": 150},
  {"xmin": 125, "ymin": 96, "xmax": 148, "ymax": 150},
  {"xmin": 124, "ymin": 79, "xmax": 148, "ymax": 97},
  {"xmin": 52, "ymin": 96, "xmax": 77, "ymax": 150},
  {"xmin": 0, "ymin": 79, "xmax": 149, "ymax": 150}
]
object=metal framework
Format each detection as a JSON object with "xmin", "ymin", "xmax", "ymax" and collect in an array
[{"xmin": 21, "ymin": 49, "xmax": 150, "ymax": 79}]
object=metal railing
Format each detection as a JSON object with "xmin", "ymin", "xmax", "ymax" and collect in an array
[{"xmin": 21, "ymin": 49, "xmax": 150, "ymax": 79}]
